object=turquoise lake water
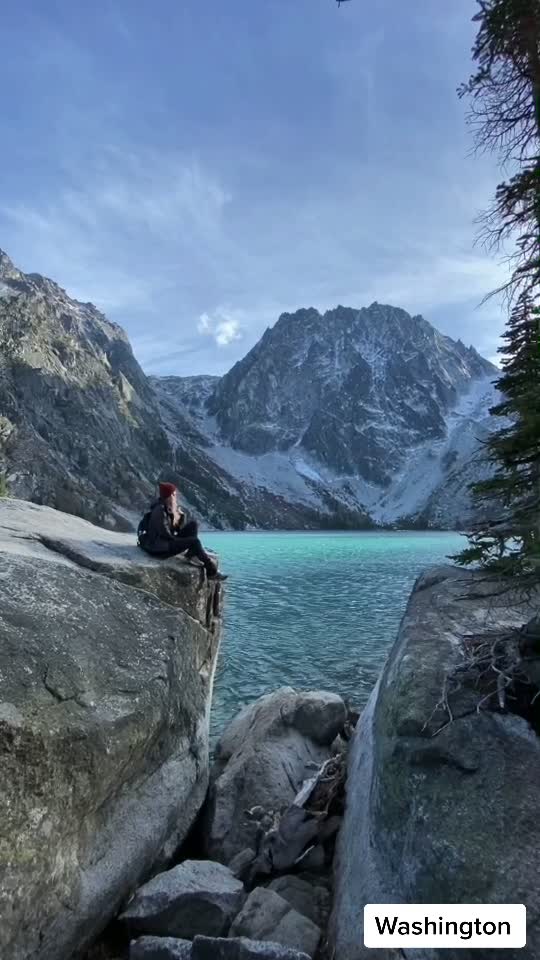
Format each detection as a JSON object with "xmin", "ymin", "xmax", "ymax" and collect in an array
[{"xmin": 204, "ymin": 530, "xmax": 463, "ymax": 739}]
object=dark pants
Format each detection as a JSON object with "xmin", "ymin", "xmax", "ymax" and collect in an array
[{"xmin": 165, "ymin": 520, "xmax": 217, "ymax": 574}]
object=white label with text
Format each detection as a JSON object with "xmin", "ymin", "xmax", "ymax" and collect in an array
[{"xmin": 364, "ymin": 904, "xmax": 526, "ymax": 949}]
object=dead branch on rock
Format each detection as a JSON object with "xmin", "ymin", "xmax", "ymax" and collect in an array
[
  {"xmin": 246, "ymin": 749, "xmax": 347, "ymax": 885},
  {"xmin": 426, "ymin": 625, "xmax": 540, "ymax": 738}
]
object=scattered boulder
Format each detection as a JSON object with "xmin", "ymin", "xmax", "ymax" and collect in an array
[
  {"xmin": 130, "ymin": 937, "xmax": 193, "ymax": 959},
  {"xmin": 121, "ymin": 860, "xmax": 245, "ymax": 939},
  {"xmin": 204, "ymin": 687, "xmax": 347, "ymax": 862},
  {"xmin": 230, "ymin": 888, "xmax": 320, "ymax": 959},
  {"xmin": 292, "ymin": 691, "xmax": 347, "ymax": 745},
  {"xmin": 228, "ymin": 848, "xmax": 257, "ymax": 880},
  {"xmin": 331, "ymin": 565, "xmax": 540, "ymax": 960},
  {"xmin": 193, "ymin": 936, "xmax": 311, "ymax": 959},
  {"xmin": 0, "ymin": 501, "xmax": 222, "ymax": 960},
  {"xmin": 268, "ymin": 876, "xmax": 330, "ymax": 927}
]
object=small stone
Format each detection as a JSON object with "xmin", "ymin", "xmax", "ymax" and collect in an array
[
  {"xmin": 228, "ymin": 848, "xmax": 256, "ymax": 879},
  {"xmin": 267, "ymin": 876, "xmax": 330, "ymax": 926},
  {"xmin": 229, "ymin": 888, "xmax": 320, "ymax": 958},
  {"xmin": 120, "ymin": 860, "xmax": 245, "ymax": 939},
  {"xmin": 297, "ymin": 871, "xmax": 331, "ymax": 891},
  {"xmin": 192, "ymin": 936, "xmax": 310, "ymax": 959},
  {"xmin": 130, "ymin": 937, "xmax": 192, "ymax": 959},
  {"xmin": 293, "ymin": 692, "xmax": 347, "ymax": 746}
]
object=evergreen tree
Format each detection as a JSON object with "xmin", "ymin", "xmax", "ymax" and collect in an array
[
  {"xmin": 456, "ymin": 294, "xmax": 540, "ymax": 573},
  {"xmin": 455, "ymin": 0, "xmax": 540, "ymax": 578}
]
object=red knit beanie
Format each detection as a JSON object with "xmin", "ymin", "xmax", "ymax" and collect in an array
[{"xmin": 159, "ymin": 482, "xmax": 177, "ymax": 500}]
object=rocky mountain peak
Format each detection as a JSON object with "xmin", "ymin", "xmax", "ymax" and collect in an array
[
  {"xmin": 207, "ymin": 302, "xmax": 496, "ymax": 486},
  {"xmin": 0, "ymin": 249, "xmax": 22, "ymax": 283},
  {"xmin": 0, "ymin": 250, "xmax": 177, "ymax": 529}
]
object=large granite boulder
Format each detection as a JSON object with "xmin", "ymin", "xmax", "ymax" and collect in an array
[
  {"xmin": 0, "ymin": 500, "xmax": 223, "ymax": 960},
  {"xmin": 121, "ymin": 860, "xmax": 245, "ymax": 938},
  {"xmin": 204, "ymin": 688, "xmax": 346, "ymax": 863},
  {"xmin": 331, "ymin": 565, "xmax": 540, "ymax": 960}
]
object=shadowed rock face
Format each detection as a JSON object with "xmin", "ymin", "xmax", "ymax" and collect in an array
[
  {"xmin": 330, "ymin": 565, "xmax": 540, "ymax": 960},
  {"xmin": 0, "ymin": 499, "xmax": 223, "ymax": 960}
]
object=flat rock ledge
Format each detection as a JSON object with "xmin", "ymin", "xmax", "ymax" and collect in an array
[{"xmin": 0, "ymin": 499, "xmax": 223, "ymax": 960}]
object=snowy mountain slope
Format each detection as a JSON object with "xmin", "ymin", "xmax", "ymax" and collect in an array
[
  {"xmin": 373, "ymin": 375, "xmax": 499, "ymax": 524},
  {"xmin": 153, "ymin": 305, "xmax": 499, "ymax": 529},
  {"xmin": 208, "ymin": 304, "xmax": 494, "ymax": 486},
  {"xmin": 148, "ymin": 376, "xmax": 369, "ymax": 529}
]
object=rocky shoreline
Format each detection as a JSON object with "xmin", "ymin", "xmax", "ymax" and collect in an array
[
  {"xmin": 114, "ymin": 687, "xmax": 354, "ymax": 960},
  {"xmin": 1, "ymin": 501, "xmax": 539, "ymax": 960}
]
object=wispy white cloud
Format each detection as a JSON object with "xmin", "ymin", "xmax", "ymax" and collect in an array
[
  {"xmin": 2, "ymin": 146, "xmax": 231, "ymax": 310},
  {"xmin": 198, "ymin": 310, "xmax": 244, "ymax": 347}
]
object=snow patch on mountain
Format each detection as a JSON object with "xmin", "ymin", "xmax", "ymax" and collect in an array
[{"xmin": 373, "ymin": 374, "xmax": 498, "ymax": 523}]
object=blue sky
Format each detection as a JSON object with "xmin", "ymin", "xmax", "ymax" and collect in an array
[{"xmin": 1, "ymin": 0, "xmax": 508, "ymax": 374}]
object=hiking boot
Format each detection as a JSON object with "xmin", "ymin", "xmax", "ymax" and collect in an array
[{"xmin": 208, "ymin": 570, "xmax": 228, "ymax": 582}]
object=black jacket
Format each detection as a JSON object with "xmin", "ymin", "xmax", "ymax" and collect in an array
[{"xmin": 145, "ymin": 500, "xmax": 182, "ymax": 554}]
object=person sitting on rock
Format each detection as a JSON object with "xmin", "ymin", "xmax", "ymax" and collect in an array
[{"xmin": 144, "ymin": 482, "xmax": 227, "ymax": 581}]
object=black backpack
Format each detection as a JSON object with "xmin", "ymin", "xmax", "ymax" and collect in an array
[{"xmin": 137, "ymin": 509, "xmax": 152, "ymax": 551}]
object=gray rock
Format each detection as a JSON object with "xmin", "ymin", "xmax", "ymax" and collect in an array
[
  {"xmin": 130, "ymin": 937, "xmax": 192, "ymax": 959},
  {"xmin": 230, "ymin": 888, "xmax": 320, "ymax": 958},
  {"xmin": 228, "ymin": 848, "xmax": 256, "ymax": 879},
  {"xmin": 121, "ymin": 860, "xmax": 245, "ymax": 939},
  {"xmin": 331, "ymin": 565, "xmax": 540, "ymax": 960},
  {"xmin": 268, "ymin": 876, "xmax": 330, "ymax": 926},
  {"xmin": 294, "ymin": 845, "xmax": 325, "ymax": 873},
  {"xmin": 204, "ymin": 688, "xmax": 346, "ymax": 862},
  {"xmin": 256, "ymin": 806, "xmax": 319, "ymax": 876},
  {"xmin": 0, "ymin": 502, "xmax": 222, "ymax": 960},
  {"xmin": 193, "ymin": 936, "xmax": 310, "ymax": 959},
  {"xmin": 292, "ymin": 691, "xmax": 347, "ymax": 745}
]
